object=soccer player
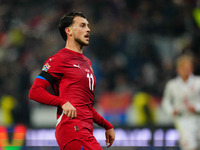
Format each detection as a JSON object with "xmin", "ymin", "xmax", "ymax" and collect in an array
[
  {"xmin": 29, "ymin": 11, "xmax": 115, "ymax": 150},
  {"xmin": 162, "ymin": 54, "xmax": 200, "ymax": 150}
]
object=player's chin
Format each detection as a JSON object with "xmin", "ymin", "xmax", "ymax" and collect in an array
[{"xmin": 82, "ymin": 41, "xmax": 89, "ymax": 46}]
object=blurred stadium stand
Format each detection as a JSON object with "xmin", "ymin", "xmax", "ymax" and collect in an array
[{"xmin": 1, "ymin": 0, "xmax": 200, "ymax": 149}]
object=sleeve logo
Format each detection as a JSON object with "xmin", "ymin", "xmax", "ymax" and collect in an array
[{"xmin": 42, "ymin": 63, "xmax": 51, "ymax": 72}]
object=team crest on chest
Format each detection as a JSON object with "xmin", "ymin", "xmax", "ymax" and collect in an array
[
  {"xmin": 85, "ymin": 68, "xmax": 90, "ymax": 73},
  {"xmin": 190, "ymin": 86, "xmax": 194, "ymax": 91}
]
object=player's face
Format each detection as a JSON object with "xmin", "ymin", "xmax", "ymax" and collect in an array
[
  {"xmin": 177, "ymin": 60, "xmax": 193, "ymax": 81},
  {"xmin": 70, "ymin": 16, "xmax": 90, "ymax": 46}
]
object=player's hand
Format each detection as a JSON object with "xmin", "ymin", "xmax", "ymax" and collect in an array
[
  {"xmin": 61, "ymin": 101, "xmax": 77, "ymax": 119},
  {"xmin": 173, "ymin": 109, "xmax": 178, "ymax": 116},
  {"xmin": 188, "ymin": 106, "xmax": 195, "ymax": 113},
  {"xmin": 184, "ymin": 99, "xmax": 195, "ymax": 113},
  {"xmin": 105, "ymin": 128, "xmax": 115, "ymax": 148}
]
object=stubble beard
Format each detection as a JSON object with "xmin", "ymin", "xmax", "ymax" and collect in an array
[{"xmin": 75, "ymin": 37, "xmax": 89, "ymax": 47}]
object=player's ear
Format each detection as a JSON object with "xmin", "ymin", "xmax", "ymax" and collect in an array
[{"xmin": 65, "ymin": 27, "xmax": 72, "ymax": 36}]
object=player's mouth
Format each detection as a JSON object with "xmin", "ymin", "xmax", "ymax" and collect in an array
[{"xmin": 84, "ymin": 34, "xmax": 90, "ymax": 41}]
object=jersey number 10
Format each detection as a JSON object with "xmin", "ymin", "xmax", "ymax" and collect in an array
[{"xmin": 87, "ymin": 73, "xmax": 94, "ymax": 91}]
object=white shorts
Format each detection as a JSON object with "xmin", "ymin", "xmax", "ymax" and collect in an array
[{"xmin": 175, "ymin": 115, "xmax": 200, "ymax": 150}]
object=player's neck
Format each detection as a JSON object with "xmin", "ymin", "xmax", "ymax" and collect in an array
[
  {"xmin": 181, "ymin": 76, "xmax": 189, "ymax": 82},
  {"xmin": 65, "ymin": 40, "xmax": 83, "ymax": 54}
]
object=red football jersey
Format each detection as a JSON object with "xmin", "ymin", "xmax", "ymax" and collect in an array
[
  {"xmin": 43, "ymin": 48, "xmax": 96, "ymax": 107},
  {"xmin": 42, "ymin": 48, "xmax": 97, "ymax": 147}
]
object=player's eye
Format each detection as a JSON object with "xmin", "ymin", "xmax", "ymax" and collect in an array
[{"xmin": 80, "ymin": 23, "xmax": 86, "ymax": 27}]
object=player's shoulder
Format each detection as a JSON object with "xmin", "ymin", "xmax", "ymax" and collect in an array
[
  {"xmin": 83, "ymin": 55, "xmax": 92, "ymax": 65},
  {"xmin": 193, "ymin": 74, "xmax": 200, "ymax": 79},
  {"xmin": 165, "ymin": 77, "xmax": 177, "ymax": 87},
  {"xmin": 55, "ymin": 48, "xmax": 71, "ymax": 59},
  {"xmin": 47, "ymin": 48, "xmax": 71, "ymax": 62},
  {"xmin": 84, "ymin": 55, "xmax": 91, "ymax": 62},
  {"xmin": 192, "ymin": 75, "xmax": 200, "ymax": 82}
]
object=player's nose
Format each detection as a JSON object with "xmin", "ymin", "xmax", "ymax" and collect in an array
[{"xmin": 87, "ymin": 26, "xmax": 90, "ymax": 32}]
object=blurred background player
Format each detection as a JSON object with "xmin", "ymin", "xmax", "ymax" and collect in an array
[
  {"xmin": 162, "ymin": 54, "xmax": 200, "ymax": 150},
  {"xmin": 29, "ymin": 11, "xmax": 115, "ymax": 150}
]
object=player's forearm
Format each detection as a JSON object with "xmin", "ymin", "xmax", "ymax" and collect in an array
[
  {"xmin": 29, "ymin": 78, "xmax": 67, "ymax": 107},
  {"xmin": 92, "ymin": 107, "xmax": 113, "ymax": 130}
]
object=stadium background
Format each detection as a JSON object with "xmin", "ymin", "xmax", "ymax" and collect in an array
[{"xmin": 0, "ymin": 0, "xmax": 200, "ymax": 149}]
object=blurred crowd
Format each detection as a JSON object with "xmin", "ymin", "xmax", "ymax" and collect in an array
[{"xmin": 1, "ymin": 0, "xmax": 200, "ymax": 127}]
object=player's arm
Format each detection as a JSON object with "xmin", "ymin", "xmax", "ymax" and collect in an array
[
  {"xmin": 161, "ymin": 82, "xmax": 177, "ymax": 116},
  {"xmin": 29, "ymin": 71, "xmax": 77, "ymax": 119},
  {"xmin": 92, "ymin": 107, "xmax": 115, "ymax": 147}
]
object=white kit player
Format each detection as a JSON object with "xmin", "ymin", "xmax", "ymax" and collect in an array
[{"xmin": 162, "ymin": 54, "xmax": 200, "ymax": 150}]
